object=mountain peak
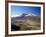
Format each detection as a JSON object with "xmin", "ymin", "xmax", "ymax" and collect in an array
[
  {"xmin": 25, "ymin": 13, "xmax": 37, "ymax": 16},
  {"xmin": 11, "ymin": 13, "xmax": 37, "ymax": 17}
]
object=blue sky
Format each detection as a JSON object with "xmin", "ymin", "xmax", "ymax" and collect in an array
[{"xmin": 11, "ymin": 6, "xmax": 41, "ymax": 17}]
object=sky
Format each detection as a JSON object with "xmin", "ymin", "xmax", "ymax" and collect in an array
[{"xmin": 11, "ymin": 6, "xmax": 41, "ymax": 17}]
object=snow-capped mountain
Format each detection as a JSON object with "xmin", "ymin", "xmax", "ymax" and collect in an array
[
  {"xmin": 11, "ymin": 13, "xmax": 37, "ymax": 18},
  {"xmin": 25, "ymin": 13, "xmax": 37, "ymax": 16},
  {"xmin": 11, "ymin": 13, "xmax": 40, "ymax": 26}
]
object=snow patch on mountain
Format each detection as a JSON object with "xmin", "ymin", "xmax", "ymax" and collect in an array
[
  {"xmin": 11, "ymin": 14, "xmax": 21, "ymax": 17},
  {"xmin": 11, "ymin": 13, "xmax": 37, "ymax": 17},
  {"xmin": 25, "ymin": 13, "xmax": 37, "ymax": 16}
]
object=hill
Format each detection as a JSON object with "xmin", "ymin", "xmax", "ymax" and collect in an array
[{"xmin": 11, "ymin": 13, "xmax": 40, "ymax": 31}]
